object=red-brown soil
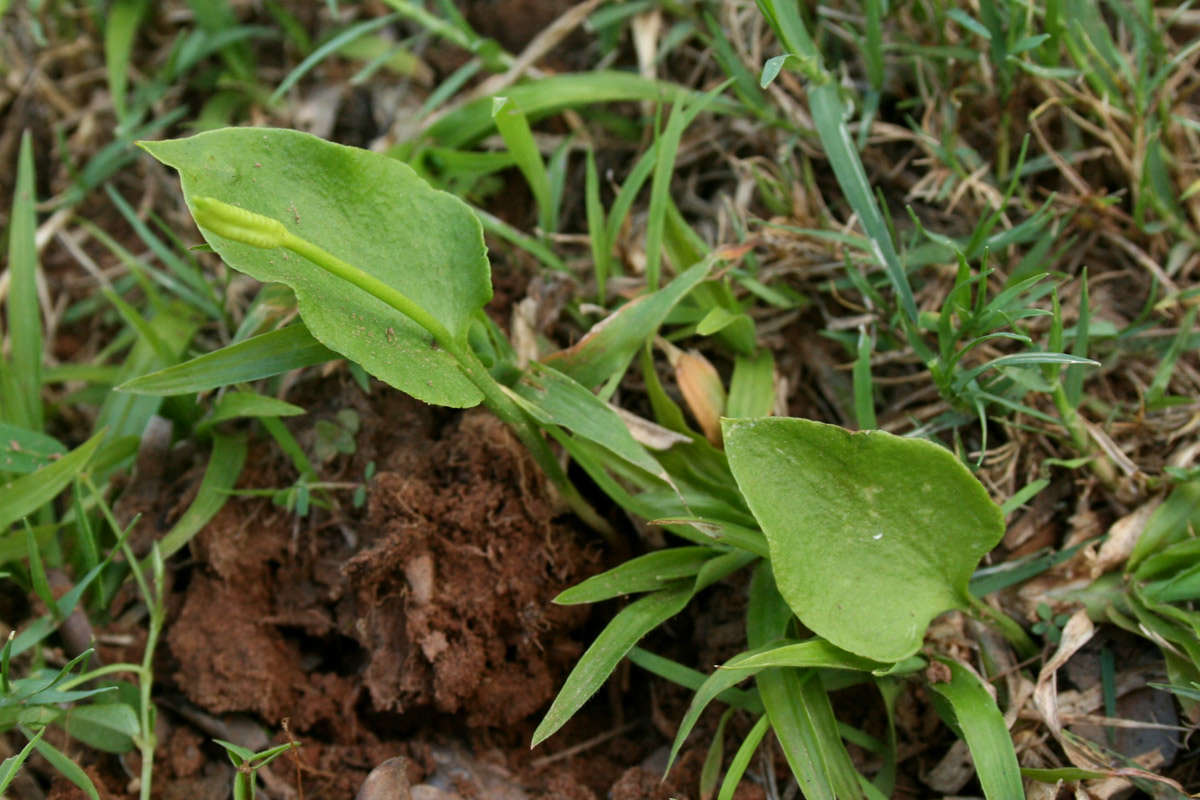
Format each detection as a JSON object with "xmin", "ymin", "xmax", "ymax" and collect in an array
[{"xmin": 65, "ymin": 375, "xmax": 753, "ymax": 799}]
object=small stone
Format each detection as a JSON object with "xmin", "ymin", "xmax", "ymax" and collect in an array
[{"xmin": 356, "ymin": 757, "xmax": 412, "ymax": 800}]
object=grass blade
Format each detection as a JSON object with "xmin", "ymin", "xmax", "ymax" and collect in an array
[
  {"xmin": 119, "ymin": 324, "xmax": 335, "ymax": 396},
  {"xmin": 194, "ymin": 392, "xmax": 306, "ymax": 435},
  {"xmin": 555, "ymin": 548, "xmax": 715, "ymax": 604},
  {"xmin": 727, "ymin": 351, "xmax": 775, "ymax": 419},
  {"xmin": 509, "ymin": 362, "xmax": 668, "ymax": 481},
  {"xmin": 532, "ymin": 581, "xmax": 692, "ymax": 746},
  {"xmin": 270, "ymin": 13, "xmax": 400, "ymax": 103},
  {"xmin": 27, "ymin": 730, "xmax": 100, "ymax": 800},
  {"xmin": 104, "ymin": 186, "xmax": 221, "ymax": 315},
  {"xmin": 5, "ymin": 132, "xmax": 43, "ymax": 431},
  {"xmin": 416, "ymin": 72, "xmax": 741, "ymax": 149},
  {"xmin": 154, "ymin": 431, "xmax": 247, "ymax": 561},
  {"xmin": 717, "ymin": 713, "xmax": 769, "ymax": 800},
  {"xmin": 646, "ymin": 82, "xmax": 729, "ymax": 288},
  {"xmin": 584, "ymin": 147, "xmax": 609, "ymax": 300},
  {"xmin": 95, "ymin": 304, "xmax": 199, "ymax": 456},
  {"xmin": 745, "ymin": 564, "xmax": 865, "ymax": 800},
  {"xmin": 105, "ymin": 0, "xmax": 149, "ymax": 122},
  {"xmin": 759, "ymin": 668, "xmax": 864, "ymax": 800},
  {"xmin": 755, "ymin": 1, "xmax": 917, "ymax": 322},
  {"xmin": 0, "ymin": 727, "xmax": 44, "ymax": 793},
  {"xmin": 543, "ymin": 256, "xmax": 717, "ymax": 388},
  {"xmin": 700, "ymin": 708, "xmax": 733, "ymax": 800},
  {"xmin": 645, "ymin": 101, "xmax": 687, "ymax": 289},
  {"xmin": 492, "ymin": 96, "xmax": 556, "ymax": 233},
  {"xmin": 627, "ymin": 647, "xmax": 761, "ymax": 711},
  {"xmin": 474, "ymin": 208, "xmax": 567, "ymax": 272},
  {"xmin": 0, "ymin": 433, "xmax": 102, "ymax": 532},
  {"xmin": 927, "ymin": 658, "xmax": 1022, "ymax": 800},
  {"xmin": 852, "ymin": 327, "xmax": 876, "ymax": 429},
  {"xmin": 1146, "ymin": 305, "xmax": 1197, "ymax": 406}
]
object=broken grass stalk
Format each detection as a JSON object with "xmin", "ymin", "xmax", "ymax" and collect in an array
[{"xmin": 190, "ymin": 196, "xmax": 619, "ymax": 546}]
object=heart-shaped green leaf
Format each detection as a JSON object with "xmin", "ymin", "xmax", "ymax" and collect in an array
[
  {"xmin": 141, "ymin": 128, "xmax": 491, "ymax": 408},
  {"xmin": 724, "ymin": 418, "xmax": 1003, "ymax": 662}
]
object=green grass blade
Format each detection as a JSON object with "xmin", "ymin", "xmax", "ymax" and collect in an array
[
  {"xmin": 1129, "ymin": 481, "xmax": 1200, "ymax": 571},
  {"xmin": 532, "ymin": 581, "xmax": 692, "ymax": 746},
  {"xmin": 474, "ymin": 208, "xmax": 568, "ymax": 272},
  {"xmin": 509, "ymin": 362, "xmax": 668, "ymax": 482},
  {"xmin": 260, "ymin": 415, "xmax": 316, "ymax": 481},
  {"xmin": 270, "ymin": 12, "xmax": 400, "ymax": 103},
  {"xmin": 807, "ymin": 83, "xmax": 915, "ymax": 323},
  {"xmin": 105, "ymin": 0, "xmax": 149, "ymax": 122},
  {"xmin": 70, "ymin": 482, "xmax": 100, "ymax": 587},
  {"xmin": 153, "ymin": 431, "xmax": 247, "ymax": 562},
  {"xmin": 852, "ymin": 328, "xmax": 876, "ymax": 429},
  {"xmin": 627, "ymin": 647, "xmax": 761, "ymax": 711},
  {"xmin": 96, "ymin": 305, "xmax": 198, "ymax": 451},
  {"xmin": 27, "ymin": 730, "xmax": 100, "ymax": 800},
  {"xmin": 194, "ymin": 391, "xmax": 306, "ymax": 436},
  {"xmin": 700, "ymin": 708, "xmax": 733, "ymax": 800},
  {"xmin": 664, "ymin": 198, "xmax": 710, "ymax": 272},
  {"xmin": 555, "ymin": 548, "xmax": 715, "ymax": 604},
  {"xmin": 666, "ymin": 643, "xmax": 778, "ymax": 768},
  {"xmin": 759, "ymin": 668, "xmax": 865, "ymax": 800},
  {"xmin": 717, "ymin": 713, "xmax": 769, "ymax": 800},
  {"xmin": 704, "ymin": 13, "xmax": 772, "ymax": 120},
  {"xmin": 0, "ymin": 727, "xmax": 44, "ymax": 793},
  {"xmin": 755, "ymin": 1, "xmax": 917, "ymax": 323},
  {"xmin": 543, "ymin": 256, "xmax": 717, "ymax": 388},
  {"xmin": 927, "ymin": 658, "xmax": 1023, "ymax": 800},
  {"xmin": 605, "ymin": 140, "xmax": 659, "ymax": 251},
  {"xmin": 645, "ymin": 82, "xmax": 728, "ymax": 288},
  {"xmin": 103, "ymin": 288, "xmax": 177, "ymax": 364},
  {"xmin": 1065, "ymin": 271, "xmax": 1091, "ymax": 406},
  {"xmin": 722, "ymin": 639, "xmax": 891, "ymax": 674},
  {"xmin": 492, "ymin": 96, "xmax": 555, "ymax": 233},
  {"xmin": 6, "ymin": 132, "xmax": 43, "ymax": 431},
  {"xmin": 415, "ymin": 72, "xmax": 741, "ymax": 149},
  {"xmin": 0, "ymin": 433, "xmax": 102, "ymax": 532},
  {"xmin": 744, "ymin": 563, "xmax": 865, "ymax": 799},
  {"xmin": 584, "ymin": 147, "xmax": 609, "ymax": 300},
  {"xmin": 727, "ymin": 350, "xmax": 775, "ymax": 419},
  {"xmin": 956, "ymin": 351, "xmax": 1099, "ymax": 387},
  {"xmin": 119, "ymin": 324, "xmax": 335, "ymax": 396},
  {"xmin": 1146, "ymin": 305, "xmax": 1197, "ymax": 406},
  {"xmin": 25, "ymin": 522, "xmax": 55, "ymax": 613},
  {"xmin": 872, "ymin": 678, "xmax": 901, "ymax": 796},
  {"xmin": 104, "ymin": 186, "xmax": 222, "ymax": 317},
  {"xmin": 418, "ymin": 59, "xmax": 482, "ymax": 119},
  {"xmin": 645, "ymin": 101, "xmax": 687, "ymax": 289}
]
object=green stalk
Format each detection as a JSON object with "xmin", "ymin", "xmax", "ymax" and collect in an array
[
  {"xmin": 192, "ymin": 198, "xmax": 620, "ymax": 547},
  {"xmin": 89, "ymin": 474, "xmax": 162, "ymax": 800},
  {"xmin": 1051, "ymin": 384, "xmax": 1117, "ymax": 489},
  {"xmin": 137, "ymin": 569, "xmax": 164, "ymax": 800},
  {"xmin": 968, "ymin": 594, "xmax": 1036, "ymax": 659}
]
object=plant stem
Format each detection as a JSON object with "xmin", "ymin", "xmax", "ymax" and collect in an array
[
  {"xmin": 1051, "ymin": 383, "xmax": 1117, "ymax": 489},
  {"xmin": 968, "ymin": 594, "xmax": 1037, "ymax": 659},
  {"xmin": 87, "ymin": 476, "xmax": 162, "ymax": 800}
]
